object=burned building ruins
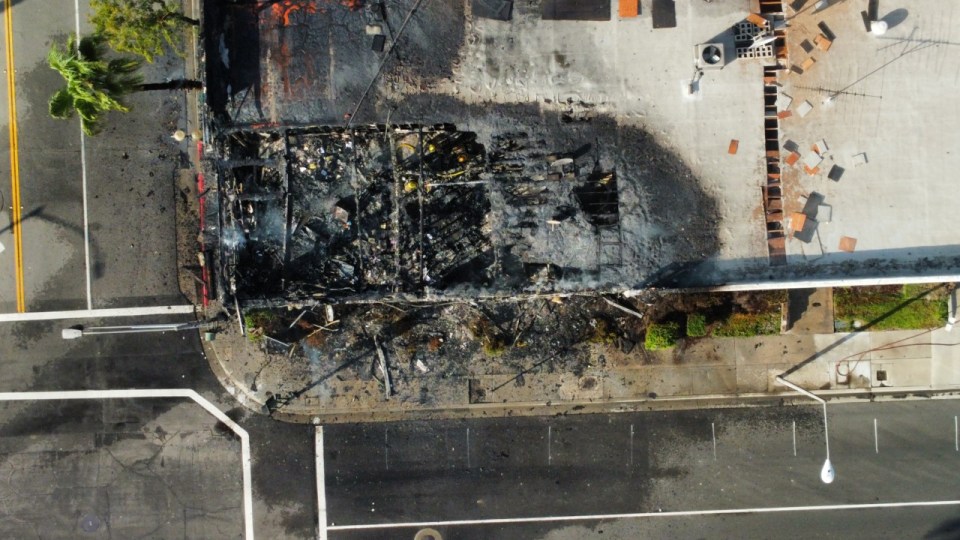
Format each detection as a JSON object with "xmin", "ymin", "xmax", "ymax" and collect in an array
[{"xmin": 211, "ymin": 119, "xmax": 720, "ymax": 308}]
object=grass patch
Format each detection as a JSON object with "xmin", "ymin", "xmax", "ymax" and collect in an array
[
  {"xmin": 243, "ymin": 309, "xmax": 281, "ymax": 342},
  {"xmin": 711, "ymin": 312, "xmax": 781, "ymax": 337},
  {"xmin": 468, "ymin": 317, "xmax": 508, "ymax": 357},
  {"xmin": 645, "ymin": 321, "xmax": 680, "ymax": 350},
  {"xmin": 589, "ymin": 318, "xmax": 619, "ymax": 346},
  {"xmin": 686, "ymin": 313, "xmax": 707, "ymax": 338},
  {"xmin": 834, "ymin": 284, "xmax": 948, "ymax": 331}
]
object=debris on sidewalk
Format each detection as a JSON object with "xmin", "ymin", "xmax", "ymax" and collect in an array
[{"xmin": 373, "ymin": 335, "xmax": 392, "ymax": 398}]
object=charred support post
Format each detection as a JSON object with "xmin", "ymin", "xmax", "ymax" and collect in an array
[
  {"xmin": 373, "ymin": 335, "xmax": 391, "ymax": 398},
  {"xmin": 417, "ymin": 125, "xmax": 426, "ymax": 290},
  {"xmin": 349, "ymin": 127, "xmax": 365, "ymax": 287},
  {"xmin": 388, "ymin": 129, "xmax": 403, "ymax": 292},
  {"xmin": 279, "ymin": 129, "xmax": 292, "ymax": 293},
  {"xmin": 602, "ymin": 297, "xmax": 644, "ymax": 319},
  {"xmin": 217, "ymin": 158, "xmax": 280, "ymax": 169}
]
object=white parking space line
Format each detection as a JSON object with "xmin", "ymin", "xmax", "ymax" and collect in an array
[
  {"xmin": 74, "ymin": 0, "xmax": 92, "ymax": 310},
  {"xmin": 0, "ymin": 305, "xmax": 196, "ymax": 322},
  {"xmin": 326, "ymin": 500, "xmax": 960, "ymax": 532},
  {"xmin": 955, "ymin": 416, "xmax": 958, "ymax": 452},
  {"xmin": 316, "ymin": 426, "xmax": 328, "ymax": 540},
  {"xmin": 792, "ymin": 420, "xmax": 797, "ymax": 457},
  {"xmin": 711, "ymin": 422, "xmax": 717, "ymax": 460},
  {"xmin": 0, "ymin": 389, "xmax": 254, "ymax": 540},
  {"xmin": 547, "ymin": 425, "xmax": 552, "ymax": 465},
  {"xmin": 874, "ymin": 418, "xmax": 879, "ymax": 454}
]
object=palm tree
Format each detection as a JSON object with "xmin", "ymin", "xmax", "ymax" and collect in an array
[
  {"xmin": 90, "ymin": 0, "xmax": 199, "ymax": 63},
  {"xmin": 48, "ymin": 35, "xmax": 141, "ymax": 136},
  {"xmin": 48, "ymin": 35, "xmax": 201, "ymax": 136}
]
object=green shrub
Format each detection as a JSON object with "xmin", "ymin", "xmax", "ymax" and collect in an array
[
  {"xmin": 686, "ymin": 313, "xmax": 707, "ymax": 338},
  {"xmin": 712, "ymin": 312, "xmax": 780, "ymax": 337},
  {"xmin": 834, "ymin": 284, "xmax": 948, "ymax": 331},
  {"xmin": 645, "ymin": 321, "xmax": 680, "ymax": 350}
]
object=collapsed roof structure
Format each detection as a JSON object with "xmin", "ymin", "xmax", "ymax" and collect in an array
[{"xmin": 212, "ymin": 118, "xmax": 718, "ymax": 305}]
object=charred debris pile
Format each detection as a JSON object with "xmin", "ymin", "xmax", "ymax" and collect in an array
[{"xmin": 214, "ymin": 124, "xmax": 626, "ymax": 307}]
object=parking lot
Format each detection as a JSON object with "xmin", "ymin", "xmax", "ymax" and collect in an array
[{"xmin": 319, "ymin": 401, "xmax": 960, "ymax": 539}]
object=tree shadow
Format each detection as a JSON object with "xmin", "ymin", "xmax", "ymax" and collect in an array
[
  {"xmin": 781, "ymin": 283, "xmax": 946, "ymax": 378},
  {"xmin": 925, "ymin": 514, "xmax": 960, "ymax": 539},
  {"xmin": 0, "ymin": 205, "xmax": 106, "ymax": 279},
  {"xmin": 0, "ymin": 0, "xmax": 30, "ymax": 12}
]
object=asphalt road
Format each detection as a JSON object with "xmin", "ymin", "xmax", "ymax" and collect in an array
[
  {"xmin": 0, "ymin": 3, "xmax": 323, "ymax": 538},
  {"xmin": 0, "ymin": 397, "xmax": 245, "ymax": 538},
  {"xmin": 327, "ymin": 506, "xmax": 960, "ymax": 540},
  {"xmin": 0, "ymin": 0, "xmax": 187, "ymax": 312},
  {"xmin": 0, "ymin": 318, "xmax": 319, "ymax": 539},
  {"xmin": 4, "ymin": 316, "xmax": 960, "ymax": 540},
  {"xmin": 323, "ymin": 401, "xmax": 960, "ymax": 540}
]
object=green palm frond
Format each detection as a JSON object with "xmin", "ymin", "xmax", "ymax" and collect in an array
[
  {"xmin": 80, "ymin": 116, "xmax": 102, "ymax": 137},
  {"xmin": 107, "ymin": 57, "xmax": 141, "ymax": 75}
]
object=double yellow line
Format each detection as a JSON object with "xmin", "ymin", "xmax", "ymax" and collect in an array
[{"xmin": 3, "ymin": 0, "xmax": 25, "ymax": 312}]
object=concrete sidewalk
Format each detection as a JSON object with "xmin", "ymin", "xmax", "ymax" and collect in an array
[{"xmin": 202, "ymin": 320, "xmax": 960, "ymax": 424}]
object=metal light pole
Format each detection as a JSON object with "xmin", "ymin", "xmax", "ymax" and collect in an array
[
  {"xmin": 61, "ymin": 321, "xmax": 206, "ymax": 339},
  {"xmin": 775, "ymin": 376, "xmax": 835, "ymax": 484},
  {"xmin": 946, "ymin": 288, "xmax": 957, "ymax": 332}
]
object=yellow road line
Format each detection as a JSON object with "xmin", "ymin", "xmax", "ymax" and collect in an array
[{"xmin": 3, "ymin": 0, "xmax": 24, "ymax": 312}]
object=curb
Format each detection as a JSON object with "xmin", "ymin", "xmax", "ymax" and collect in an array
[
  {"xmin": 201, "ymin": 337, "xmax": 268, "ymax": 415},
  {"xmin": 267, "ymin": 388, "xmax": 960, "ymax": 425},
  {"xmin": 199, "ymin": 337, "xmax": 960, "ymax": 424}
]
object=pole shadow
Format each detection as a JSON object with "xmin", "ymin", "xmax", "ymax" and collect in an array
[{"xmin": 781, "ymin": 283, "xmax": 947, "ymax": 378}]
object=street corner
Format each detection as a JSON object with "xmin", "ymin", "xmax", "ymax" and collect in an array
[{"xmin": 200, "ymin": 316, "xmax": 274, "ymax": 416}]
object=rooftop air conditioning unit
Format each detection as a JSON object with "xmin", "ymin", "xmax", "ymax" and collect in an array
[{"xmin": 696, "ymin": 43, "xmax": 725, "ymax": 70}]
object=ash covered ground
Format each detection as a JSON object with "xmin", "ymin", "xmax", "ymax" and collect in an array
[
  {"xmin": 244, "ymin": 294, "xmax": 649, "ymax": 411},
  {"xmin": 237, "ymin": 286, "xmax": 787, "ymax": 414}
]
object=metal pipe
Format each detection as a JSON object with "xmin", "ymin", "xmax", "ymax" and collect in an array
[{"xmin": 822, "ymin": 401, "xmax": 830, "ymax": 460}]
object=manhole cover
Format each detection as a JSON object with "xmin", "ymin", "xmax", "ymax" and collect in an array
[
  {"xmin": 80, "ymin": 514, "xmax": 101, "ymax": 533},
  {"xmin": 414, "ymin": 528, "xmax": 442, "ymax": 540}
]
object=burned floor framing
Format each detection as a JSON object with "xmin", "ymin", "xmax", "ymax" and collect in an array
[{"xmin": 214, "ymin": 124, "xmax": 630, "ymax": 306}]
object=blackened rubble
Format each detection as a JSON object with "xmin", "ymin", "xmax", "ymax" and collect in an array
[{"xmin": 213, "ymin": 112, "xmax": 721, "ymax": 306}]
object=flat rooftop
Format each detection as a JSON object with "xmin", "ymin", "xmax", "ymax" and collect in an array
[
  {"xmin": 767, "ymin": 0, "xmax": 960, "ymax": 283},
  {"xmin": 203, "ymin": 0, "xmax": 960, "ymax": 303}
]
